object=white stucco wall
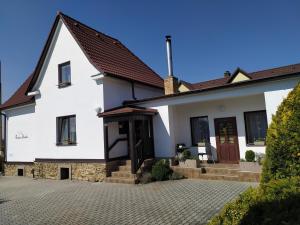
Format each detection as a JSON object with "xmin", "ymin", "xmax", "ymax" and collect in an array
[
  {"xmin": 172, "ymin": 94, "xmax": 266, "ymax": 159},
  {"xmin": 5, "ymin": 105, "xmax": 36, "ymax": 162},
  {"xmin": 32, "ymin": 21, "xmax": 104, "ymax": 159},
  {"xmin": 107, "ymin": 122, "xmax": 128, "ymax": 158},
  {"xmin": 263, "ymin": 78, "xmax": 299, "ymax": 124},
  {"xmin": 140, "ymin": 77, "xmax": 300, "ymax": 160},
  {"xmin": 103, "ymin": 77, "xmax": 163, "ymax": 110},
  {"xmin": 5, "ymin": 20, "xmax": 105, "ymax": 161}
]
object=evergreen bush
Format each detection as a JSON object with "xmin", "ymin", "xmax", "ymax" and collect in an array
[
  {"xmin": 208, "ymin": 177, "xmax": 300, "ymax": 225},
  {"xmin": 262, "ymin": 82, "xmax": 300, "ymax": 183}
]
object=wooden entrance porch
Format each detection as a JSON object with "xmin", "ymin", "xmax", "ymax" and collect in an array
[{"xmin": 99, "ymin": 106, "xmax": 157, "ymax": 178}]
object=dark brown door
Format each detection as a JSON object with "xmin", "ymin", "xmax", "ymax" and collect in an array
[{"xmin": 214, "ymin": 117, "xmax": 240, "ymax": 163}]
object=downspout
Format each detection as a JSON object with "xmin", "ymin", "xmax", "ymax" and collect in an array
[
  {"xmin": 131, "ymin": 82, "xmax": 137, "ymax": 100},
  {"xmin": 0, "ymin": 112, "xmax": 7, "ymax": 170}
]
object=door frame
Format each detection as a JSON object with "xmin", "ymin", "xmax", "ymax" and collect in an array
[{"xmin": 214, "ymin": 117, "xmax": 240, "ymax": 163}]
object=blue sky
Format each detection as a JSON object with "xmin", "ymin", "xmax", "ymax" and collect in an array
[{"xmin": 1, "ymin": 0, "xmax": 300, "ymax": 101}]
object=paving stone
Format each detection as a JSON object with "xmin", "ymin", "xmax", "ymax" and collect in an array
[{"xmin": 0, "ymin": 176, "xmax": 256, "ymax": 225}]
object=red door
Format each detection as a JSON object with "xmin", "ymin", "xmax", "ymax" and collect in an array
[{"xmin": 214, "ymin": 117, "xmax": 240, "ymax": 163}]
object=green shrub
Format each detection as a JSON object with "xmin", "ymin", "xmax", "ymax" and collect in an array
[
  {"xmin": 245, "ymin": 150, "xmax": 255, "ymax": 162},
  {"xmin": 262, "ymin": 82, "xmax": 300, "ymax": 183},
  {"xmin": 208, "ymin": 177, "xmax": 300, "ymax": 225},
  {"xmin": 151, "ymin": 159, "xmax": 172, "ymax": 181}
]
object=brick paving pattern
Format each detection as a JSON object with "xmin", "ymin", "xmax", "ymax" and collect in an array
[{"xmin": 0, "ymin": 177, "xmax": 256, "ymax": 225}]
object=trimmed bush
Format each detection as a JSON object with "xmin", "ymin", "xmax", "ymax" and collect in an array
[
  {"xmin": 208, "ymin": 177, "xmax": 300, "ymax": 225},
  {"xmin": 262, "ymin": 82, "xmax": 300, "ymax": 183},
  {"xmin": 151, "ymin": 159, "xmax": 172, "ymax": 181},
  {"xmin": 245, "ymin": 150, "xmax": 255, "ymax": 162}
]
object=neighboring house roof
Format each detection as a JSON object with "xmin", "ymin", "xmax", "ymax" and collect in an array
[
  {"xmin": 0, "ymin": 74, "xmax": 35, "ymax": 110},
  {"xmin": 180, "ymin": 63, "xmax": 300, "ymax": 91},
  {"xmin": 26, "ymin": 12, "xmax": 164, "ymax": 92}
]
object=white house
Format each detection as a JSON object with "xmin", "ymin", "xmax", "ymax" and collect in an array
[{"xmin": 1, "ymin": 12, "xmax": 299, "ymax": 182}]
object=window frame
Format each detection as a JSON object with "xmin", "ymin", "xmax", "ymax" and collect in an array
[
  {"xmin": 58, "ymin": 61, "xmax": 71, "ymax": 88},
  {"xmin": 56, "ymin": 115, "xmax": 77, "ymax": 146},
  {"xmin": 190, "ymin": 116, "xmax": 210, "ymax": 147},
  {"xmin": 244, "ymin": 110, "xmax": 268, "ymax": 146}
]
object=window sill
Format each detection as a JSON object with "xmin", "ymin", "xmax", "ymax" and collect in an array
[
  {"xmin": 56, "ymin": 142, "xmax": 77, "ymax": 146},
  {"xmin": 58, "ymin": 82, "xmax": 71, "ymax": 88}
]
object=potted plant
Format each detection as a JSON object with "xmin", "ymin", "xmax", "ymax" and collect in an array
[{"xmin": 178, "ymin": 149, "xmax": 200, "ymax": 168}]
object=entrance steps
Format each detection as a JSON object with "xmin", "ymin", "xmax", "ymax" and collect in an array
[
  {"xmin": 172, "ymin": 163, "xmax": 260, "ymax": 182},
  {"xmin": 104, "ymin": 160, "xmax": 138, "ymax": 184},
  {"xmin": 104, "ymin": 159, "xmax": 155, "ymax": 184}
]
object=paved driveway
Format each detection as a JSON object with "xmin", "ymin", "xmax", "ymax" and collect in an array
[{"xmin": 0, "ymin": 176, "xmax": 256, "ymax": 225}]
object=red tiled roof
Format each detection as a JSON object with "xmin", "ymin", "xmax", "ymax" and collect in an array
[
  {"xmin": 98, "ymin": 106, "xmax": 157, "ymax": 117},
  {"xmin": 58, "ymin": 13, "xmax": 164, "ymax": 89},
  {"xmin": 0, "ymin": 74, "xmax": 35, "ymax": 110},
  {"xmin": 1, "ymin": 12, "xmax": 164, "ymax": 110},
  {"xmin": 183, "ymin": 63, "xmax": 300, "ymax": 91},
  {"xmin": 30, "ymin": 12, "xmax": 164, "ymax": 90}
]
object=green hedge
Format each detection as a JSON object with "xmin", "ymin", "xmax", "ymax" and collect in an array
[
  {"xmin": 208, "ymin": 177, "xmax": 300, "ymax": 225},
  {"xmin": 262, "ymin": 82, "xmax": 300, "ymax": 183}
]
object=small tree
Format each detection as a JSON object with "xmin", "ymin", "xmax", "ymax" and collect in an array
[{"xmin": 262, "ymin": 82, "xmax": 300, "ymax": 183}]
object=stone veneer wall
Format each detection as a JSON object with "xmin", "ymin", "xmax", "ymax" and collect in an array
[
  {"xmin": 5, "ymin": 162, "xmax": 107, "ymax": 182},
  {"xmin": 4, "ymin": 163, "xmax": 34, "ymax": 177},
  {"xmin": 34, "ymin": 162, "xmax": 107, "ymax": 182}
]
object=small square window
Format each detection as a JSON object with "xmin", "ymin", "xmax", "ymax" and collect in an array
[
  {"xmin": 56, "ymin": 115, "xmax": 77, "ymax": 145},
  {"xmin": 58, "ymin": 61, "xmax": 71, "ymax": 87}
]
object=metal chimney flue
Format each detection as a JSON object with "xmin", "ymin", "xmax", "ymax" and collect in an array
[{"xmin": 165, "ymin": 35, "xmax": 173, "ymax": 77}]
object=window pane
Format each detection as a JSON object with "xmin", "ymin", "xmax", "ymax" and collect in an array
[
  {"xmin": 59, "ymin": 62, "xmax": 71, "ymax": 84},
  {"xmin": 245, "ymin": 111, "xmax": 268, "ymax": 145},
  {"xmin": 57, "ymin": 115, "xmax": 76, "ymax": 145},
  {"xmin": 60, "ymin": 118, "xmax": 69, "ymax": 144},
  {"xmin": 69, "ymin": 116, "xmax": 76, "ymax": 143},
  {"xmin": 191, "ymin": 117, "xmax": 210, "ymax": 146}
]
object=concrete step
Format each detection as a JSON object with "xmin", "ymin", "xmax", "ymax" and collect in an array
[
  {"xmin": 118, "ymin": 165, "xmax": 132, "ymax": 172},
  {"xmin": 104, "ymin": 177, "xmax": 137, "ymax": 184},
  {"xmin": 201, "ymin": 163, "xmax": 240, "ymax": 169},
  {"xmin": 238, "ymin": 171, "xmax": 260, "ymax": 182},
  {"xmin": 111, "ymin": 171, "xmax": 136, "ymax": 179},
  {"xmin": 202, "ymin": 167, "xmax": 240, "ymax": 175},
  {"xmin": 198, "ymin": 174, "xmax": 240, "ymax": 181}
]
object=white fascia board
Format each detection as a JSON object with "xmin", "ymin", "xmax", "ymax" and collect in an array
[
  {"xmin": 2, "ymin": 103, "xmax": 36, "ymax": 113},
  {"xmin": 91, "ymin": 72, "xmax": 106, "ymax": 80},
  {"xmin": 27, "ymin": 90, "xmax": 40, "ymax": 96}
]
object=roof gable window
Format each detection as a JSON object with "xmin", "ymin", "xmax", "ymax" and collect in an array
[{"xmin": 58, "ymin": 61, "xmax": 71, "ymax": 88}]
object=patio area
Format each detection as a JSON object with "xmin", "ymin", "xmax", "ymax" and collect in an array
[{"xmin": 0, "ymin": 176, "xmax": 256, "ymax": 225}]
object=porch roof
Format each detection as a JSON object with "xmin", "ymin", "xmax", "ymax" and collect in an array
[{"xmin": 98, "ymin": 106, "xmax": 157, "ymax": 118}]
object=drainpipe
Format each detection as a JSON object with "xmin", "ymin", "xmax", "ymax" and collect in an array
[{"xmin": 0, "ymin": 112, "xmax": 7, "ymax": 172}]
